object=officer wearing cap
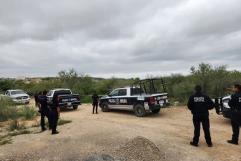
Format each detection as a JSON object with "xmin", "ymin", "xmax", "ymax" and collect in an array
[
  {"xmin": 49, "ymin": 92, "xmax": 60, "ymax": 135},
  {"xmin": 92, "ymin": 92, "xmax": 99, "ymax": 114},
  {"xmin": 227, "ymin": 84, "xmax": 241, "ymax": 145},
  {"xmin": 38, "ymin": 90, "xmax": 50, "ymax": 131},
  {"xmin": 187, "ymin": 85, "xmax": 215, "ymax": 147}
]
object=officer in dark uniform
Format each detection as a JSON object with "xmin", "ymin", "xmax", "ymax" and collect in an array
[
  {"xmin": 227, "ymin": 84, "xmax": 241, "ymax": 145},
  {"xmin": 49, "ymin": 93, "xmax": 60, "ymax": 135},
  {"xmin": 34, "ymin": 92, "xmax": 39, "ymax": 107},
  {"xmin": 92, "ymin": 92, "xmax": 99, "ymax": 114},
  {"xmin": 38, "ymin": 90, "xmax": 50, "ymax": 131},
  {"xmin": 187, "ymin": 85, "xmax": 215, "ymax": 147},
  {"xmin": 35, "ymin": 92, "xmax": 42, "ymax": 112}
]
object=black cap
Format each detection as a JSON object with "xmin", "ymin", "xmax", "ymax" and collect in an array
[
  {"xmin": 43, "ymin": 90, "xmax": 48, "ymax": 95},
  {"xmin": 195, "ymin": 85, "xmax": 202, "ymax": 92},
  {"xmin": 234, "ymin": 84, "xmax": 241, "ymax": 91}
]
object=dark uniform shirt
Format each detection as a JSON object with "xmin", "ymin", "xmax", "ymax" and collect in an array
[
  {"xmin": 228, "ymin": 92, "xmax": 241, "ymax": 124},
  {"xmin": 38, "ymin": 95, "xmax": 48, "ymax": 111},
  {"xmin": 51, "ymin": 94, "xmax": 59, "ymax": 110},
  {"xmin": 229, "ymin": 92, "xmax": 241, "ymax": 111},
  {"xmin": 34, "ymin": 93, "xmax": 39, "ymax": 103},
  {"xmin": 92, "ymin": 94, "xmax": 99, "ymax": 104},
  {"xmin": 187, "ymin": 92, "xmax": 215, "ymax": 116}
]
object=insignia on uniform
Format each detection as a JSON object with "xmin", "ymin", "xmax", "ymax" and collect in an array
[{"xmin": 194, "ymin": 97, "xmax": 205, "ymax": 102}]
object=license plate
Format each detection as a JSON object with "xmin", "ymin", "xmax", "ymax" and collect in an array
[
  {"xmin": 67, "ymin": 102, "xmax": 71, "ymax": 106},
  {"xmin": 159, "ymin": 100, "xmax": 164, "ymax": 104}
]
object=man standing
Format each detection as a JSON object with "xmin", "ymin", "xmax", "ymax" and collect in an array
[
  {"xmin": 227, "ymin": 84, "xmax": 241, "ymax": 145},
  {"xmin": 35, "ymin": 92, "xmax": 42, "ymax": 112},
  {"xmin": 187, "ymin": 85, "xmax": 215, "ymax": 147},
  {"xmin": 92, "ymin": 92, "xmax": 99, "ymax": 114},
  {"xmin": 38, "ymin": 90, "xmax": 50, "ymax": 131},
  {"xmin": 34, "ymin": 92, "xmax": 39, "ymax": 107},
  {"xmin": 49, "ymin": 92, "xmax": 60, "ymax": 135}
]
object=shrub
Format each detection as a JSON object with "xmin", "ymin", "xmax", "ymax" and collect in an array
[
  {"xmin": 19, "ymin": 106, "xmax": 37, "ymax": 120},
  {"xmin": 0, "ymin": 97, "xmax": 18, "ymax": 122},
  {"xmin": 81, "ymin": 95, "xmax": 92, "ymax": 103}
]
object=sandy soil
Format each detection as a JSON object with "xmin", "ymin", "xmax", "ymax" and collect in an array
[{"xmin": 0, "ymin": 103, "xmax": 240, "ymax": 161}]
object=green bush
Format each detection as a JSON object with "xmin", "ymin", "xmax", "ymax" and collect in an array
[
  {"xmin": 81, "ymin": 95, "xmax": 92, "ymax": 103},
  {"xmin": 0, "ymin": 97, "xmax": 18, "ymax": 122},
  {"xmin": 19, "ymin": 106, "xmax": 37, "ymax": 120}
]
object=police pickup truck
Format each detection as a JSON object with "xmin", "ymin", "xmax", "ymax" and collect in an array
[
  {"xmin": 47, "ymin": 89, "xmax": 81, "ymax": 110},
  {"xmin": 99, "ymin": 79, "xmax": 169, "ymax": 117}
]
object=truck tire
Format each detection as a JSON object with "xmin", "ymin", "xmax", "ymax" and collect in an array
[
  {"xmin": 101, "ymin": 102, "xmax": 109, "ymax": 112},
  {"xmin": 152, "ymin": 108, "xmax": 160, "ymax": 114},
  {"xmin": 73, "ymin": 105, "xmax": 78, "ymax": 110},
  {"xmin": 134, "ymin": 104, "xmax": 146, "ymax": 117}
]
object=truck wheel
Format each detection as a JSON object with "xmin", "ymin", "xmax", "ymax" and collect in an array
[
  {"xmin": 102, "ymin": 102, "xmax": 109, "ymax": 112},
  {"xmin": 134, "ymin": 104, "xmax": 146, "ymax": 117},
  {"xmin": 152, "ymin": 108, "xmax": 160, "ymax": 114},
  {"xmin": 73, "ymin": 105, "xmax": 78, "ymax": 110}
]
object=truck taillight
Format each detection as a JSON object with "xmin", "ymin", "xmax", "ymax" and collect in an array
[{"xmin": 149, "ymin": 97, "xmax": 156, "ymax": 104}]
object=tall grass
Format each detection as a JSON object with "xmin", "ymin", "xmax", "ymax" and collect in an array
[
  {"xmin": 0, "ymin": 97, "xmax": 18, "ymax": 122},
  {"xmin": 0, "ymin": 97, "xmax": 37, "ymax": 122},
  {"xmin": 19, "ymin": 106, "xmax": 37, "ymax": 120}
]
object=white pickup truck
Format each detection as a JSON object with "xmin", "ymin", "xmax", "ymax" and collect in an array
[{"xmin": 4, "ymin": 89, "xmax": 30, "ymax": 104}]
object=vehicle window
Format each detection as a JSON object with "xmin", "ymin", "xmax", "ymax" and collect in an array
[
  {"xmin": 10, "ymin": 90, "xmax": 25, "ymax": 95},
  {"xmin": 5, "ymin": 91, "xmax": 9, "ymax": 95},
  {"xmin": 118, "ymin": 89, "xmax": 127, "ymax": 96},
  {"xmin": 47, "ymin": 91, "xmax": 53, "ymax": 96},
  {"xmin": 109, "ymin": 90, "xmax": 118, "ymax": 96},
  {"xmin": 56, "ymin": 90, "xmax": 71, "ymax": 95},
  {"xmin": 131, "ymin": 88, "xmax": 144, "ymax": 95}
]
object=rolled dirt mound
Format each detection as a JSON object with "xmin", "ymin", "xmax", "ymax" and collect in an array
[{"xmin": 116, "ymin": 136, "xmax": 164, "ymax": 161}]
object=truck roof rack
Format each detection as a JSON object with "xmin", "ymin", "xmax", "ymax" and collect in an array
[{"xmin": 132, "ymin": 78, "xmax": 167, "ymax": 94}]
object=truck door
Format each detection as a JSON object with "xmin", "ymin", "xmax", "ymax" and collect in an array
[{"xmin": 108, "ymin": 89, "xmax": 129, "ymax": 109}]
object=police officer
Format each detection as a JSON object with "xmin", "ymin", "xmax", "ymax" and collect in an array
[
  {"xmin": 227, "ymin": 84, "xmax": 241, "ymax": 145},
  {"xmin": 35, "ymin": 92, "xmax": 42, "ymax": 112},
  {"xmin": 92, "ymin": 92, "xmax": 99, "ymax": 114},
  {"xmin": 49, "ymin": 93, "xmax": 60, "ymax": 135},
  {"xmin": 34, "ymin": 92, "xmax": 39, "ymax": 107},
  {"xmin": 38, "ymin": 90, "xmax": 50, "ymax": 131},
  {"xmin": 187, "ymin": 85, "xmax": 215, "ymax": 147}
]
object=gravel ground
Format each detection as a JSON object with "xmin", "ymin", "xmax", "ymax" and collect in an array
[{"xmin": 0, "ymin": 103, "xmax": 240, "ymax": 161}]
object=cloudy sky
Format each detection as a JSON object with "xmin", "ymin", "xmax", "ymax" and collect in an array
[{"xmin": 0, "ymin": 0, "xmax": 241, "ymax": 78}]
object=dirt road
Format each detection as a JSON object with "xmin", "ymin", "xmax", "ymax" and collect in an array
[{"xmin": 0, "ymin": 104, "xmax": 240, "ymax": 161}]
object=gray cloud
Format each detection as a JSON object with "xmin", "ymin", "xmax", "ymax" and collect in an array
[{"xmin": 0, "ymin": 0, "xmax": 241, "ymax": 78}]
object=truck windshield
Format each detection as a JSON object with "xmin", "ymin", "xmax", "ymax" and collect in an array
[
  {"xmin": 11, "ymin": 90, "xmax": 25, "ymax": 95},
  {"xmin": 56, "ymin": 90, "xmax": 72, "ymax": 95}
]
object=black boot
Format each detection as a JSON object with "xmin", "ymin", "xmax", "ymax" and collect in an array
[
  {"xmin": 227, "ymin": 140, "xmax": 238, "ymax": 145},
  {"xmin": 190, "ymin": 142, "xmax": 198, "ymax": 147}
]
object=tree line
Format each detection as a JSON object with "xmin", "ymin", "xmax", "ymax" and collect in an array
[{"xmin": 0, "ymin": 63, "xmax": 241, "ymax": 104}]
